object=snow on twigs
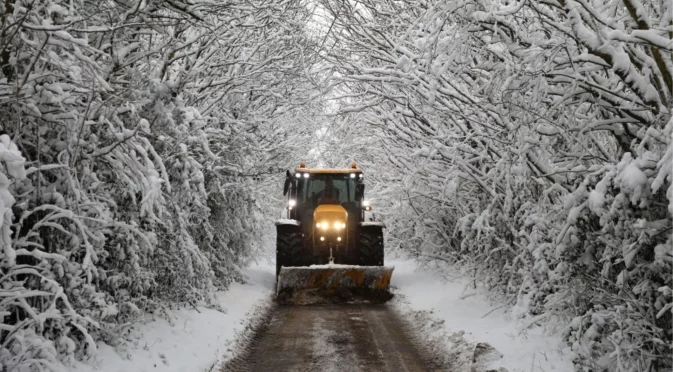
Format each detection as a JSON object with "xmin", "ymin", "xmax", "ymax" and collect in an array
[
  {"xmin": 0, "ymin": 0, "xmax": 323, "ymax": 369},
  {"xmin": 0, "ymin": 0, "xmax": 671, "ymax": 368},
  {"xmin": 321, "ymin": 0, "xmax": 672, "ymax": 369}
]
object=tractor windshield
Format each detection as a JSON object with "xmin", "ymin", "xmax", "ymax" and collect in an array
[{"xmin": 300, "ymin": 173, "xmax": 357, "ymax": 206}]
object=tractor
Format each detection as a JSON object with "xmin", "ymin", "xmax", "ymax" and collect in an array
[{"xmin": 275, "ymin": 162, "xmax": 393, "ymax": 303}]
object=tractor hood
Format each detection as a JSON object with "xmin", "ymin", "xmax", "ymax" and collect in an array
[{"xmin": 313, "ymin": 204, "xmax": 348, "ymax": 229}]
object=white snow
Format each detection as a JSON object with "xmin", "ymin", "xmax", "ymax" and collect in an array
[
  {"xmin": 72, "ymin": 262, "xmax": 275, "ymax": 372},
  {"xmin": 588, "ymin": 177, "xmax": 609, "ymax": 215},
  {"xmin": 0, "ymin": 135, "xmax": 25, "ymax": 267},
  {"xmin": 359, "ymin": 221, "xmax": 386, "ymax": 227},
  {"xmin": 390, "ymin": 260, "xmax": 573, "ymax": 372},
  {"xmin": 275, "ymin": 219, "xmax": 300, "ymax": 226},
  {"xmin": 617, "ymin": 161, "xmax": 648, "ymax": 203}
]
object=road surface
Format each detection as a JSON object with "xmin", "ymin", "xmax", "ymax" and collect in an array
[{"xmin": 223, "ymin": 304, "xmax": 444, "ymax": 371}]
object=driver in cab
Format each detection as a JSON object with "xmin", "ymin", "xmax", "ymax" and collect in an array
[{"xmin": 313, "ymin": 178, "xmax": 340, "ymax": 205}]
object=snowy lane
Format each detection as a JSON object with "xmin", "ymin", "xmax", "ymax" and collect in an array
[
  {"xmin": 72, "ymin": 260, "xmax": 572, "ymax": 372},
  {"xmin": 220, "ymin": 260, "xmax": 572, "ymax": 372},
  {"xmin": 222, "ymin": 304, "xmax": 442, "ymax": 372}
]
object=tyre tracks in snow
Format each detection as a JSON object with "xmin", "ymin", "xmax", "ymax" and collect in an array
[{"xmin": 221, "ymin": 304, "xmax": 444, "ymax": 372}]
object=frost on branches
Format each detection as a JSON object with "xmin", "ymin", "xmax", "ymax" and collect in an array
[
  {"xmin": 318, "ymin": 0, "xmax": 672, "ymax": 369},
  {"xmin": 0, "ymin": 0, "xmax": 321, "ymax": 370}
]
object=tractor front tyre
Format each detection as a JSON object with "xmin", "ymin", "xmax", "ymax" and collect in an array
[
  {"xmin": 276, "ymin": 224, "xmax": 303, "ymax": 276},
  {"xmin": 358, "ymin": 225, "xmax": 384, "ymax": 266}
]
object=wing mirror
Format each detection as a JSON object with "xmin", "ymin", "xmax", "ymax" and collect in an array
[
  {"xmin": 355, "ymin": 184, "xmax": 365, "ymax": 201},
  {"xmin": 283, "ymin": 170, "xmax": 292, "ymax": 196}
]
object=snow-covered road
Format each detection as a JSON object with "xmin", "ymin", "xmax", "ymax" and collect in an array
[
  {"xmin": 223, "ymin": 303, "xmax": 439, "ymax": 371},
  {"xmin": 74, "ymin": 259, "xmax": 573, "ymax": 372}
]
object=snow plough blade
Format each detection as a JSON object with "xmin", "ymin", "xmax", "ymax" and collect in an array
[{"xmin": 276, "ymin": 265, "xmax": 394, "ymax": 305}]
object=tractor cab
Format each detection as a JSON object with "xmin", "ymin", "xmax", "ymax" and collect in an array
[{"xmin": 283, "ymin": 162, "xmax": 369, "ymax": 224}]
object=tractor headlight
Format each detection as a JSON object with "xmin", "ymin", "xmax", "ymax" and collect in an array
[{"xmin": 317, "ymin": 221, "xmax": 346, "ymax": 230}]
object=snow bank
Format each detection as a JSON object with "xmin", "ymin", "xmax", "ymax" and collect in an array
[
  {"xmin": 72, "ymin": 262, "xmax": 275, "ymax": 372},
  {"xmin": 301, "ymin": 263, "xmax": 394, "ymax": 269},
  {"xmin": 359, "ymin": 221, "xmax": 386, "ymax": 227},
  {"xmin": 275, "ymin": 219, "xmax": 300, "ymax": 226},
  {"xmin": 390, "ymin": 260, "xmax": 573, "ymax": 371}
]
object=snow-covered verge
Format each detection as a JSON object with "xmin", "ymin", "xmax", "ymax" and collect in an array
[
  {"xmin": 390, "ymin": 260, "xmax": 573, "ymax": 372},
  {"xmin": 71, "ymin": 263, "xmax": 275, "ymax": 372}
]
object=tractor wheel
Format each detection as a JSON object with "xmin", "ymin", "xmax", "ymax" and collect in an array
[
  {"xmin": 358, "ymin": 226, "xmax": 384, "ymax": 266},
  {"xmin": 276, "ymin": 224, "xmax": 303, "ymax": 276}
]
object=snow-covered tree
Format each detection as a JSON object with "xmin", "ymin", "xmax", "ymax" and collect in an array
[
  {"xmin": 317, "ymin": 0, "xmax": 672, "ymax": 369},
  {"xmin": 0, "ymin": 0, "xmax": 326, "ymax": 369}
]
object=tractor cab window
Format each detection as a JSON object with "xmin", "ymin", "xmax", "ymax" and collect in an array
[{"xmin": 301, "ymin": 174, "xmax": 356, "ymax": 206}]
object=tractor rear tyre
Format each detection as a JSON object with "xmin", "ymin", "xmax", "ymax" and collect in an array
[
  {"xmin": 358, "ymin": 225, "xmax": 384, "ymax": 266},
  {"xmin": 276, "ymin": 224, "xmax": 303, "ymax": 276}
]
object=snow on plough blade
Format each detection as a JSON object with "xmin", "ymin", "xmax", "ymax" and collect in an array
[{"xmin": 276, "ymin": 265, "xmax": 394, "ymax": 305}]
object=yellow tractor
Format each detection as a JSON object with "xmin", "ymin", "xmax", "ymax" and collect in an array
[{"xmin": 275, "ymin": 162, "xmax": 393, "ymax": 303}]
